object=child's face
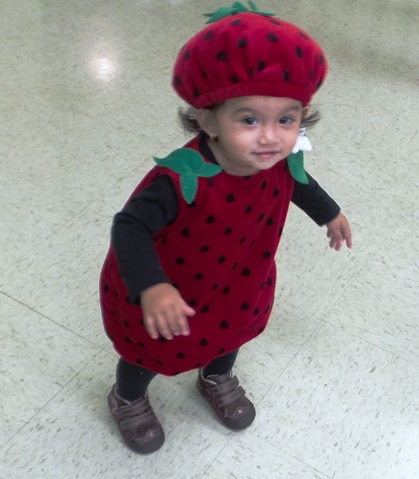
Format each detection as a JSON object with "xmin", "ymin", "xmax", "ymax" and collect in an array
[{"xmin": 204, "ymin": 96, "xmax": 306, "ymax": 176}]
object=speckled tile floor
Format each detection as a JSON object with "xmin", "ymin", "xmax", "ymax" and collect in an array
[{"xmin": 1, "ymin": 1, "xmax": 418, "ymax": 478}]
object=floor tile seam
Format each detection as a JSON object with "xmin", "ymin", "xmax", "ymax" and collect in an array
[
  {"xmin": 197, "ymin": 433, "xmax": 238, "ymax": 479},
  {"xmin": 0, "ymin": 348, "xmax": 104, "ymax": 453},
  {"xmin": 321, "ymin": 317, "xmax": 419, "ymax": 369},
  {"xmin": 0, "ymin": 291, "xmax": 103, "ymax": 349},
  {"xmin": 254, "ymin": 315, "xmax": 325, "ymax": 408},
  {"xmin": 235, "ymin": 429, "xmax": 334, "ymax": 479}
]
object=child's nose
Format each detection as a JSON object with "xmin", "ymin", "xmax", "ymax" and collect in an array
[{"xmin": 259, "ymin": 124, "xmax": 278, "ymax": 144}]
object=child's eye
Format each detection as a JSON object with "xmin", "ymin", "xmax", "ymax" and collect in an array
[
  {"xmin": 242, "ymin": 117, "xmax": 259, "ymax": 125},
  {"xmin": 279, "ymin": 116, "xmax": 295, "ymax": 125}
]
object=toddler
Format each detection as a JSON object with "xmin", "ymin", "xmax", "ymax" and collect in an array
[{"xmin": 100, "ymin": 1, "xmax": 352, "ymax": 454}]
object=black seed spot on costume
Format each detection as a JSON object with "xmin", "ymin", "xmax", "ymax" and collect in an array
[
  {"xmin": 177, "ymin": 352, "xmax": 186, "ymax": 359},
  {"xmin": 242, "ymin": 267, "xmax": 250, "ymax": 276},
  {"xmin": 299, "ymin": 31, "xmax": 309, "ymax": 40},
  {"xmin": 172, "ymin": 371, "xmax": 181, "ymax": 376},
  {"xmin": 204, "ymin": 30, "xmax": 214, "ymax": 40},
  {"xmin": 202, "ymin": 71, "xmax": 208, "ymax": 79},
  {"xmin": 263, "ymin": 250, "xmax": 272, "ymax": 259},
  {"xmin": 273, "ymin": 187, "xmax": 280, "ymax": 197},
  {"xmin": 259, "ymin": 326, "xmax": 265, "ymax": 334},
  {"xmin": 224, "ymin": 227, "xmax": 233, "ymax": 235},
  {"xmin": 319, "ymin": 54, "xmax": 325, "ymax": 64},
  {"xmin": 200, "ymin": 245, "xmax": 209, "ymax": 252},
  {"xmin": 162, "ymin": 236, "xmax": 168, "ymax": 245},
  {"xmin": 183, "ymin": 50, "xmax": 190, "ymax": 60},
  {"xmin": 138, "ymin": 341, "xmax": 145, "ymax": 348},
  {"xmin": 253, "ymin": 307, "xmax": 260, "ymax": 316},
  {"xmin": 158, "ymin": 337, "xmax": 167, "ymax": 343},
  {"xmin": 176, "ymin": 257, "xmax": 185, "ymax": 264},
  {"xmin": 265, "ymin": 304, "xmax": 270, "ymax": 313},
  {"xmin": 249, "ymin": 67, "xmax": 254, "ymax": 77},
  {"xmin": 181, "ymin": 227, "xmax": 190, "ymax": 237},
  {"xmin": 113, "ymin": 289, "xmax": 119, "ymax": 297},
  {"xmin": 232, "ymin": 262, "xmax": 238, "ymax": 269},
  {"xmin": 201, "ymin": 305, "xmax": 210, "ymax": 313},
  {"xmin": 241, "ymin": 302, "xmax": 250, "ymax": 311},
  {"xmin": 278, "ymin": 226, "xmax": 284, "ymax": 237},
  {"xmin": 261, "ymin": 180, "xmax": 267, "ymax": 189},
  {"xmin": 239, "ymin": 235, "xmax": 246, "ymax": 244},
  {"xmin": 260, "ymin": 281, "xmax": 265, "ymax": 290},
  {"xmin": 237, "ymin": 37, "xmax": 248, "ymax": 48},
  {"xmin": 245, "ymin": 205, "xmax": 252, "ymax": 214},
  {"xmin": 206, "ymin": 215, "xmax": 215, "ymax": 223},
  {"xmin": 173, "ymin": 283, "xmax": 180, "ymax": 290},
  {"xmin": 267, "ymin": 32, "xmax": 279, "ymax": 42},
  {"xmin": 270, "ymin": 19, "xmax": 281, "ymax": 25},
  {"xmin": 212, "ymin": 283, "xmax": 219, "ymax": 291},
  {"xmin": 156, "ymin": 360, "xmax": 163, "ymax": 366},
  {"xmin": 123, "ymin": 320, "xmax": 129, "ymax": 328},
  {"xmin": 194, "ymin": 87, "xmax": 201, "ymax": 97},
  {"xmin": 226, "ymin": 193, "xmax": 235, "ymax": 202},
  {"xmin": 135, "ymin": 358, "xmax": 143, "ymax": 365},
  {"xmin": 309, "ymin": 69, "xmax": 315, "ymax": 80},
  {"xmin": 283, "ymin": 70, "xmax": 290, "ymax": 81},
  {"xmin": 249, "ymin": 240, "xmax": 255, "ymax": 248},
  {"xmin": 258, "ymin": 213, "xmax": 265, "ymax": 222},
  {"xmin": 266, "ymin": 217, "xmax": 274, "ymax": 226},
  {"xmin": 218, "ymin": 255, "xmax": 226, "ymax": 263},
  {"xmin": 231, "ymin": 75, "xmax": 238, "ymax": 84},
  {"xmin": 217, "ymin": 51, "xmax": 227, "ymax": 61},
  {"xmin": 217, "ymin": 348, "xmax": 225, "ymax": 355},
  {"xmin": 220, "ymin": 320, "xmax": 229, "ymax": 329},
  {"xmin": 125, "ymin": 336, "xmax": 132, "ymax": 343},
  {"xmin": 195, "ymin": 363, "xmax": 203, "ymax": 368},
  {"xmin": 258, "ymin": 61, "xmax": 266, "ymax": 72},
  {"xmin": 194, "ymin": 273, "xmax": 204, "ymax": 280},
  {"xmin": 296, "ymin": 46, "xmax": 304, "ymax": 58},
  {"xmin": 231, "ymin": 19, "xmax": 242, "ymax": 25},
  {"xmin": 174, "ymin": 76, "xmax": 181, "ymax": 86},
  {"xmin": 199, "ymin": 338, "xmax": 208, "ymax": 346},
  {"xmin": 267, "ymin": 278, "xmax": 273, "ymax": 286},
  {"xmin": 249, "ymin": 328, "xmax": 255, "ymax": 335},
  {"xmin": 189, "ymin": 298, "xmax": 197, "ymax": 307},
  {"xmin": 103, "ymin": 284, "xmax": 109, "ymax": 293},
  {"xmin": 316, "ymin": 80, "xmax": 323, "ymax": 91},
  {"xmin": 222, "ymin": 287, "xmax": 230, "ymax": 294},
  {"xmin": 208, "ymin": 177, "xmax": 214, "ymax": 187}
]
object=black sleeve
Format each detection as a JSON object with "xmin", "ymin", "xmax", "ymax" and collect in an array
[
  {"xmin": 291, "ymin": 172, "xmax": 341, "ymax": 226},
  {"xmin": 111, "ymin": 175, "xmax": 179, "ymax": 303}
]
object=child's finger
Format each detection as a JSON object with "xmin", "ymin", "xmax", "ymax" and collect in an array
[{"xmin": 143, "ymin": 314, "xmax": 160, "ymax": 340}]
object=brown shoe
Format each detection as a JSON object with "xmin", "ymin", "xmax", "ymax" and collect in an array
[
  {"xmin": 107, "ymin": 384, "xmax": 165, "ymax": 453},
  {"xmin": 197, "ymin": 370, "xmax": 256, "ymax": 430}
]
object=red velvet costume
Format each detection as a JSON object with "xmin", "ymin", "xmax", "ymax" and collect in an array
[{"xmin": 100, "ymin": 135, "xmax": 294, "ymax": 376}]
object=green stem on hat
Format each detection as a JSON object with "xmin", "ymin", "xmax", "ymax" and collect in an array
[
  {"xmin": 154, "ymin": 148, "xmax": 223, "ymax": 204},
  {"xmin": 204, "ymin": 1, "xmax": 275, "ymax": 24},
  {"xmin": 287, "ymin": 150, "xmax": 309, "ymax": 184}
]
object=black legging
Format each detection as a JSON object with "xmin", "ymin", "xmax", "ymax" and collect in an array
[{"xmin": 116, "ymin": 350, "xmax": 239, "ymax": 401}]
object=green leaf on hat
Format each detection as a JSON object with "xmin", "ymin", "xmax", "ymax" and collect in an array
[
  {"xmin": 287, "ymin": 150, "xmax": 309, "ymax": 184},
  {"xmin": 154, "ymin": 148, "xmax": 223, "ymax": 204},
  {"xmin": 204, "ymin": 1, "xmax": 274, "ymax": 24}
]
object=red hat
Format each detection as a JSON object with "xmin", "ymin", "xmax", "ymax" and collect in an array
[{"xmin": 172, "ymin": 2, "xmax": 327, "ymax": 107}]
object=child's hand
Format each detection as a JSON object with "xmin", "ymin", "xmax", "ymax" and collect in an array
[
  {"xmin": 140, "ymin": 283, "xmax": 196, "ymax": 340},
  {"xmin": 325, "ymin": 213, "xmax": 353, "ymax": 251}
]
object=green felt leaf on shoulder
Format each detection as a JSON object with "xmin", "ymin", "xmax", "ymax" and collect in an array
[
  {"xmin": 204, "ymin": 1, "xmax": 274, "ymax": 24},
  {"xmin": 153, "ymin": 148, "xmax": 223, "ymax": 204},
  {"xmin": 287, "ymin": 150, "xmax": 309, "ymax": 184}
]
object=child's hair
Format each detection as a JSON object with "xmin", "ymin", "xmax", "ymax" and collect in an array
[{"xmin": 178, "ymin": 104, "xmax": 321, "ymax": 137}]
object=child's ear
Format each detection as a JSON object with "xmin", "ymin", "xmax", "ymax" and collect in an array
[
  {"xmin": 302, "ymin": 105, "xmax": 310, "ymax": 120},
  {"xmin": 196, "ymin": 109, "xmax": 218, "ymax": 138}
]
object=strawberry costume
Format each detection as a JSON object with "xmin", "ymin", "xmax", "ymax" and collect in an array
[{"xmin": 101, "ymin": 2, "xmax": 348, "ymax": 453}]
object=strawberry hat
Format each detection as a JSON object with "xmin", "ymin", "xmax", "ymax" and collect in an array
[{"xmin": 172, "ymin": 1, "xmax": 328, "ymax": 108}]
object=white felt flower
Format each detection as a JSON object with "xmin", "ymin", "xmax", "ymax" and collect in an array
[{"xmin": 292, "ymin": 127, "xmax": 312, "ymax": 154}]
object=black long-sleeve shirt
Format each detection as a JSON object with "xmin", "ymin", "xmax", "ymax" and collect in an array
[{"xmin": 112, "ymin": 138, "xmax": 341, "ymax": 301}]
